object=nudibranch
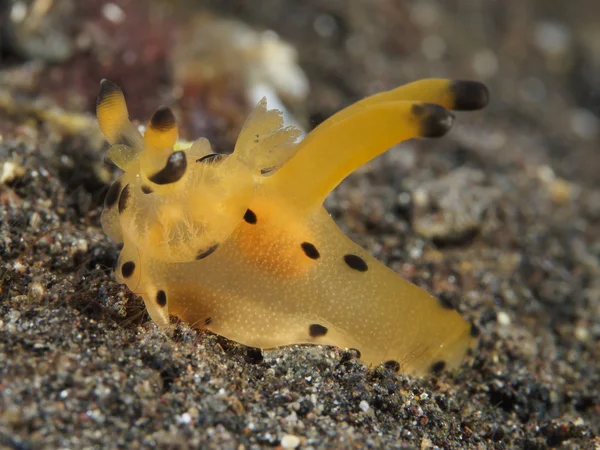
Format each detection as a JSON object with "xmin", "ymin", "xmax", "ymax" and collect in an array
[{"xmin": 97, "ymin": 78, "xmax": 488, "ymax": 376}]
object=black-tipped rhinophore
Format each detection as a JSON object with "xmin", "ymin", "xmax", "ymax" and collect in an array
[
  {"xmin": 149, "ymin": 151, "xmax": 187, "ymax": 185},
  {"xmin": 412, "ymin": 103, "xmax": 455, "ymax": 138},
  {"xmin": 97, "ymin": 79, "xmax": 122, "ymax": 108},
  {"xmin": 450, "ymin": 81, "xmax": 490, "ymax": 111},
  {"xmin": 150, "ymin": 106, "xmax": 177, "ymax": 131}
]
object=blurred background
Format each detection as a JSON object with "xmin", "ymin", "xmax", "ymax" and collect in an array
[{"xmin": 1, "ymin": 0, "xmax": 599, "ymax": 181}]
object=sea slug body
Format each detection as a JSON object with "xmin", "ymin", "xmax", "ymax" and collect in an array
[{"xmin": 97, "ymin": 78, "xmax": 488, "ymax": 375}]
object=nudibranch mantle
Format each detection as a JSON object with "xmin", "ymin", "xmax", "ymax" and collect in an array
[{"xmin": 97, "ymin": 78, "xmax": 488, "ymax": 376}]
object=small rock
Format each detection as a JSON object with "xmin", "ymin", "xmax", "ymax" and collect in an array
[
  {"xmin": 280, "ymin": 434, "xmax": 301, "ymax": 449},
  {"xmin": 420, "ymin": 437, "xmax": 434, "ymax": 449},
  {"xmin": 1, "ymin": 161, "xmax": 26, "ymax": 184},
  {"xmin": 497, "ymin": 311, "xmax": 511, "ymax": 326},
  {"xmin": 102, "ymin": 3, "xmax": 126, "ymax": 24},
  {"xmin": 574, "ymin": 325, "xmax": 590, "ymax": 342},
  {"xmin": 533, "ymin": 20, "xmax": 572, "ymax": 57},
  {"xmin": 28, "ymin": 282, "xmax": 45, "ymax": 300}
]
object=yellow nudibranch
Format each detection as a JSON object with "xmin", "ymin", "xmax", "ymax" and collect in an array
[{"xmin": 97, "ymin": 78, "xmax": 488, "ymax": 376}]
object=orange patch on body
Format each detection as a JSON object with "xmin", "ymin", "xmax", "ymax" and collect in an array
[{"xmin": 232, "ymin": 197, "xmax": 316, "ymax": 278}]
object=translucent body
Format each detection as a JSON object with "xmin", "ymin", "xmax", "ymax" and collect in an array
[{"xmin": 97, "ymin": 78, "xmax": 488, "ymax": 375}]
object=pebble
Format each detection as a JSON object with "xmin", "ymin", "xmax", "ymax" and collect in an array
[
  {"xmin": 533, "ymin": 21, "xmax": 571, "ymax": 57},
  {"xmin": 29, "ymin": 282, "xmax": 45, "ymax": 300},
  {"xmin": 102, "ymin": 3, "xmax": 126, "ymax": 24},
  {"xmin": 497, "ymin": 311, "xmax": 511, "ymax": 326},
  {"xmin": 472, "ymin": 49, "xmax": 498, "ymax": 78},
  {"xmin": 280, "ymin": 434, "xmax": 301, "ymax": 449},
  {"xmin": 574, "ymin": 326, "xmax": 590, "ymax": 342},
  {"xmin": 359, "ymin": 400, "xmax": 370, "ymax": 412},
  {"xmin": 1, "ymin": 161, "xmax": 25, "ymax": 184}
]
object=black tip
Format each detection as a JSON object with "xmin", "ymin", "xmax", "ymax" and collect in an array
[
  {"xmin": 97, "ymin": 79, "xmax": 122, "ymax": 107},
  {"xmin": 412, "ymin": 103, "xmax": 454, "ymax": 138},
  {"xmin": 150, "ymin": 106, "xmax": 177, "ymax": 131},
  {"xmin": 450, "ymin": 80, "xmax": 489, "ymax": 111},
  {"xmin": 148, "ymin": 151, "xmax": 187, "ymax": 185}
]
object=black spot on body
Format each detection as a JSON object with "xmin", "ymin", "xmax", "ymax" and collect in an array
[
  {"xmin": 244, "ymin": 209, "xmax": 257, "ymax": 224},
  {"xmin": 141, "ymin": 185, "xmax": 153, "ymax": 194},
  {"xmin": 197, "ymin": 153, "xmax": 225, "ymax": 164},
  {"xmin": 104, "ymin": 180, "xmax": 122, "ymax": 208},
  {"xmin": 118, "ymin": 184, "xmax": 130, "ymax": 214},
  {"xmin": 438, "ymin": 292, "xmax": 457, "ymax": 310},
  {"xmin": 244, "ymin": 347, "xmax": 264, "ymax": 364},
  {"xmin": 343, "ymin": 254, "xmax": 368, "ymax": 272},
  {"xmin": 149, "ymin": 151, "xmax": 187, "ymax": 185},
  {"xmin": 260, "ymin": 166, "xmax": 276, "ymax": 176},
  {"xmin": 149, "ymin": 106, "xmax": 176, "ymax": 131},
  {"xmin": 450, "ymin": 80, "xmax": 490, "ymax": 111},
  {"xmin": 470, "ymin": 322, "xmax": 481, "ymax": 337},
  {"xmin": 384, "ymin": 360, "xmax": 400, "ymax": 373},
  {"xmin": 196, "ymin": 244, "xmax": 219, "ymax": 260},
  {"xmin": 301, "ymin": 242, "xmax": 320, "ymax": 259},
  {"xmin": 309, "ymin": 324, "xmax": 328, "ymax": 337},
  {"xmin": 412, "ymin": 103, "xmax": 454, "ymax": 138},
  {"xmin": 156, "ymin": 290, "xmax": 167, "ymax": 307},
  {"xmin": 121, "ymin": 261, "xmax": 135, "ymax": 278},
  {"xmin": 204, "ymin": 317, "xmax": 212, "ymax": 325},
  {"xmin": 430, "ymin": 360, "xmax": 446, "ymax": 374}
]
